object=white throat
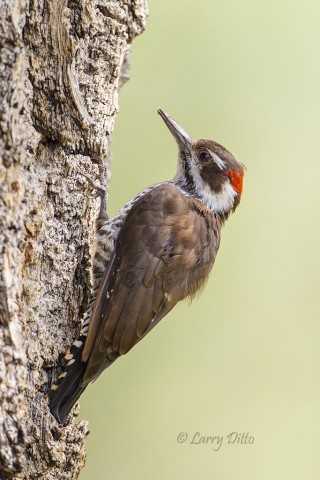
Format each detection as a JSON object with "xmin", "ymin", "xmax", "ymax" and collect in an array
[
  {"xmin": 198, "ymin": 180, "xmax": 237, "ymax": 213},
  {"xmin": 189, "ymin": 159, "xmax": 237, "ymax": 214}
]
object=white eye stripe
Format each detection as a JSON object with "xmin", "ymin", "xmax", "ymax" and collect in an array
[{"xmin": 211, "ymin": 152, "xmax": 226, "ymax": 170}]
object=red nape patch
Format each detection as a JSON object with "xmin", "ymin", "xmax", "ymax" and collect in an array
[{"xmin": 226, "ymin": 169, "xmax": 243, "ymax": 195}]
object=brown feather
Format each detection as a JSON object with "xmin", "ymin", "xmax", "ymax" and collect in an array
[
  {"xmin": 112, "ymin": 285, "xmax": 141, "ymax": 352},
  {"xmin": 136, "ymin": 283, "xmax": 154, "ymax": 338},
  {"xmin": 81, "ymin": 184, "xmax": 220, "ymax": 385},
  {"xmin": 102, "ymin": 284, "xmax": 130, "ymax": 342},
  {"xmin": 82, "ymin": 253, "xmax": 118, "ymax": 362},
  {"xmin": 152, "ymin": 279, "xmax": 164, "ymax": 313}
]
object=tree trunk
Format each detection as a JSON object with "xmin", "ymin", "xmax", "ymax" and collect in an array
[{"xmin": 0, "ymin": 0, "xmax": 147, "ymax": 478}]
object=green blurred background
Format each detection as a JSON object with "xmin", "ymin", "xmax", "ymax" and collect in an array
[{"xmin": 79, "ymin": 0, "xmax": 320, "ymax": 478}]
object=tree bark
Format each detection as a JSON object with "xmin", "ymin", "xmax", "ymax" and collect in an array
[{"xmin": 0, "ymin": 1, "xmax": 147, "ymax": 478}]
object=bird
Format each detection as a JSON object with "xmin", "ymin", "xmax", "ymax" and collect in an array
[{"xmin": 49, "ymin": 109, "xmax": 245, "ymax": 423}]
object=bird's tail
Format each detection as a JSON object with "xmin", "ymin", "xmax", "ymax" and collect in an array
[
  {"xmin": 49, "ymin": 356, "xmax": 88, "ymax": 424},
  {"xmin": 49, "ymin": 315, "xmax": 91, "ymax": 424}
]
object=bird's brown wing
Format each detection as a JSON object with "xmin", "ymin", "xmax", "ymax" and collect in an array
[{"xmin": 81, "ymin": 183, "xmax": 218, "ymax": 385}]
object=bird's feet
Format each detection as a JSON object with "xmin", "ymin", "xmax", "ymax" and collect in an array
[{"xmin": 78, "ymin": 156, "xmax": 108, "ymax": 215}]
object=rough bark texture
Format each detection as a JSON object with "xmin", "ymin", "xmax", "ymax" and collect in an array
[{"xmin": 0, "ymin": 1, "xmax": 148, "ymax": 478}]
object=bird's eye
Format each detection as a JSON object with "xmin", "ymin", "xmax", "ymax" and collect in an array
[{"xmin": 199, "ymin": 151, "xmax": 211, "ymax": 161}]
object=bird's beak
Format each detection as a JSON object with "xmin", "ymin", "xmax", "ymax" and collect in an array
[{"xmin": 158, "ymin": 109, "xmax": 192, "ymax": 150}]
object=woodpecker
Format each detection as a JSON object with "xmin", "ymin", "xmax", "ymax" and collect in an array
[{"xmin": 49, "ymin": 109, "xmax": 245, "ymax": 423}]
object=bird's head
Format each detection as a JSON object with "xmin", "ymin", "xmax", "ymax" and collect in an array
[{"xmin": 158, "ymin": 109, "xmax": 245, "ymax": 216}]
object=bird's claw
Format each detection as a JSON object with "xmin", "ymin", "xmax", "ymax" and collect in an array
[{"xmin": 78, "ymin": 157, "xmax": 108, "ymax": 213}]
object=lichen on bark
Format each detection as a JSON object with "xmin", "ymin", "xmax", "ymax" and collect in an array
[{"xmin": 0, "ymin": 0, "xmax": 148, "ymax": 478}]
